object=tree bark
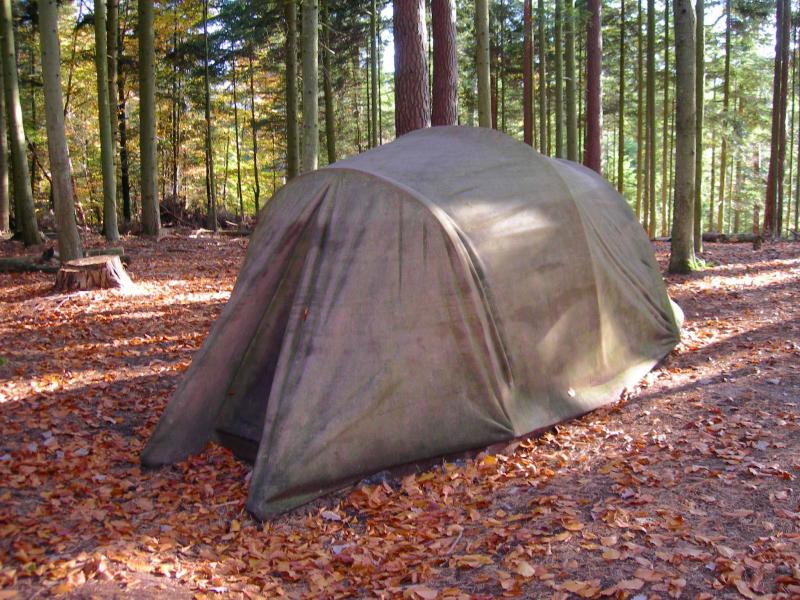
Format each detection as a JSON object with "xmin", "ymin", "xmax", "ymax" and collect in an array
[
  {"xmin": 285, "ymin": 0, "xmax": 299, "ymax": 179},
  {"xmin": 203, "ymin": 0, "xmax": 216, "ymax": 230},
  {"xmin": 565, "ymin": 0, "xmax": 577, "ymax": 160},
  {"xmin": 106, "ymin": 0, "xmax": 118, "ymax": 165},
  {"xmin": 232, "ymin": 56, "xmax": 244, "ymax": 221},
  {"xmin": 117, "ymin": 61, "xmax": 130, "ymax": 222},
  {"xmin": 0, "ymin": 54, "xmax": 7, "ymax": 232},
  {"xmin": 669, "ymin": 0, "xmax": 696, "ymax": 272},
  {"xmin": 138, "ymin": 0, "xmax": 159, "ymax": 236},
  {"xmin": 553, "ymin": 0, "xmax": 564, "ymax": 157},
  {"xmin": 584, "ymin": 0, "xmax": 602, "ymax": 173},
  {"xmin": 635, "ymin": 0, "xmax": 644, "ymax": 221},
  {"xmin": 0, "ymin": 0, "xmax": 38, "ymax": 245},
  {"xmin": 617, "ymin": 0, "xmax": 626, "ymax": 193},
  {"xmin": 523, "ymin": 0, "xmax": 533, "ymax": 145},
  {"xmin": 537, "ymin": 0, "xmax": 547, "ymax": 153},
  {"xmin": 301, "ymin": 0, "xmax": 318, "ymax": 171},
  {"xmin": 321, "ymin": 8, "xmax": 336, "ymax": 163},
  {"xmin": 431, "ymin": 0, "xmax": 457, "ymax": 126},
  {"xmin": 693, "ymin": 0, "xmax": 703, "ymax": 251},
  {"xmin": 394, "ymin": 0, "xmax": 431, "ymax": 136},
  {"xmin": 646, "ymin": 0, "xmax": 657, "ymax": 237},
  {"xmin": 39, "ymin": 0, "xmax": 82, "ymax": 261},
  {"xmin": 718, "ymin": 0, "xmax": 730, "ymax": 234},
  {"xmin": 370, "ymin": 0, "xmax": 379, "ymax": 144},
  {"xmin": 248, "ymin": 55, "xmax": 260, "ymax": 213},
  {"xmin": 475, "ymin": 0, "xmax": 491, "ymax": 128},
  {"xmin": 94, "ymin": 0, "xmax": 119, "ymax": 242},
  {"xmin": 660, "ymin": 0, "xmax": 671, "ymax": 238}
]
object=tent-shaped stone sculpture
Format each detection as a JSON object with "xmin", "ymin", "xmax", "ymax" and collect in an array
[{"xmin": 142, "ymin": 126, "xmax": 681, "ymax": 519}]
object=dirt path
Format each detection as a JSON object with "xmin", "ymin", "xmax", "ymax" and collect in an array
[{"xmin": 1, "ymin": 236, "xmax": 798, "ymax": 599}]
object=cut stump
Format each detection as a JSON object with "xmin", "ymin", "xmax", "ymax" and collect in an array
[{"xmin": 54, "ymin": 255, "xmax": 134, "ymax": 292}]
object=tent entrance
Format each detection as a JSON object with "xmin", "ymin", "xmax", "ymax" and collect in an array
[{"xmin": 213, "ymin": 223, "xmax": 317, "ymax": 462}]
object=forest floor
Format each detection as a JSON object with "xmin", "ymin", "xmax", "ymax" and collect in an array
[{"xmin": 0, "ymin": 233, "xmax": 799, "ymax": 600}]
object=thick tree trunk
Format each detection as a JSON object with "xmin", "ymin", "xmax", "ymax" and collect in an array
[
  {"xmin": 431, "ymin": 0, "xmax": 457, "ymax": 126},
  {"xmin": 1, "ymin": 0, "xmax": 38, "ymax": 245},
  {"xmin": 537, "ymin": 0, "xmax": 547, "ymax": 154},
  {"xmin": 285, "ymin": 0, "xmax": 299, "ymax": 179},
  {"xmin": 394, "ymin": 0, "xmax": 430, "ymax": 136},
  {"xmin": 370, "ymin": 0, "xmax": 379, "ymax": 144},
  {"xmin": 39, "ymin": 0, "xmax": 82, "ymax": 261},
  {"xmin": 646, "ymin": 0, "xmax": 657, "ymax": 238},
  {"xmin": 54, "ymin": 255, "xmax": 132, "ymax": 292},
  {"xmin": 693, "ymin": 0, "xmax": 704, "ymax": 252},
  {"xmin": 523, "ymin": 0, "xmax": 533, "ymax": 145},
  {"xmin": 554, "ymin": 0, "xmax": 564, "ymax": 157},
  {"xmin": 301, "ymin": 0, "xmax": 318, "ymax": 172},
  {"xmin": 669, "ymin": 0, "xmax": 696, "ymax": 272},
  {"xmin": 475, "ymin": 0, "xmax": 491, "ymax": 128},
  {"xmin": 584, "ymin": 0, "xmax": 602, "ymax": 173},
  {"xmin": 94, "ymin": 0, "xmax": 119, "ymax": 242},
  {"xmin": 565, "ymin": 0, "xmax": 577, "ymax": 160},
  {"xmin": 0, "ymin": 56, "xmax": 7, "ymax": 232},
  {"xmin": 248, "ymin": 55, "xmax": 260, "ymax": 213},
  {"xmin": 617, "ymin": 0, "xmax": 626, "ymax": 192},
  {"xmin": 202, "ymin": 0, "xmax": 216, "ymax": 230},
  {"xmin": 138, "ymin": 0, "xmax": 159, "ymax": 236}
]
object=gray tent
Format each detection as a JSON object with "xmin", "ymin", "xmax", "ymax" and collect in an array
[{"xmin": 142, "ymin": 127, "xmax": 681, "ymax": 518}]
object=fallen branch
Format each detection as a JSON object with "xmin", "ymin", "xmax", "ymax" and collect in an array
[
  {"xmin": 702, "ymin": 232, "xmax": 758, "ymax": 243},
  {"xmin": 0, "ymin": 256, "xmax": 60, "ymax": 273}
]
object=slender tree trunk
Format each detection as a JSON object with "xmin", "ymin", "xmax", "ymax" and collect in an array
[
  {"xmin": 285, "ymin": 0, "xmax": 299, "ymax": 179},
  {"xmin": 301, "ymin": 0, "xmax": 319, "ymax": 171},
  {"xmin": 669, "ymin": 0, "xmax": 695, "ymax": 272},
  {"xmin": 476, "ymin": 0, "xmax": 491, "ymax": 128},
  {"xmin": 584, "ymin": 0, "xmax": 602, "ymax": 173},
  {"xmin": 395, "ymin": 0, "xmax": 431, "ymax": 135},
  {"xmin": 202, "ymin": 0, "xmax": 216, "ymax": 230},
  {"xmin": 693, "ymin": 0, "xmax": 703, "ymax": 251},
  {"xmin": 321, "ymin": 20, "xmax": 336, "ymax": 163},
  {"xmin": 431, "ymin": 0, "xmax": 458, "ymax": 126},
  {"xmin": 617, "ymin": 0, "xmax": 626, "ymax": 193},
  {"xmin": 222, "ymin": 132, "xmax": 229, "ymax": 210},
  {"xmin": 28, "ymin": 32, "xmax": 36, "ymax": 202},
  {"xmin": 232, "ymin": 56, "xmax": 244, "ymax": 221},
  {"xmin": 39, "ymin": 0, "xmax": 82, "ymax": 260},
  {"xmin": 776, "ymin": 0, "xmax": 790, "ymax": 235},
  {"xmin": 554, "ymin": 0, "xmax": 564, "ymax": 157},
  {"xmin": 0, "ymin": 57, "xmax": 7, "ymax": 232},
  {"xmin": 106, "ymin": 0, "xmax": 118, "ymax": 166},
  {"xmin": 718, "ymin": 0, "xmax": 730, "ymax": 233},
  {"xmin": 660, "ymin": 0, "xmax": 670, "ymax": 237},
  {"xmin": 0, "ymin": 0, "xmax": 38, "ymax": 244},
  {"xmin": 370, "ymin": 0, "xmax": 379, "ymax": 143},
  {"xmin": 537, "ymin": 0, "xmax": 547, "ymax": 153},
  {"xmin": 248, "ymin": 55, "xmax": 260, "ymax": 213},
  {"xmin": 636, "ymin": 0, "xmax": 644, "ymax": 221},
  {"xmin": 171, "ymin": 23, "xmax": 180, "ymax": 208},
  {"xmin": 117, "ymin": 64, "xmax": 130, "ymax": 222},
  {"xmin": 565, "ymin": 0, "xmax": 577, "ymax": 160},
  {"xmin": 523, "ymin": 0, "xmax": 533, "ymax": 145},
  {"xmin": 646, "ymin": 0, "xmax": 657, "ymax": 237},
  {"xmin": 138, "ymin": 0, "xmax": 159, "ymax": 235},
  {"xmin": 94, "ymin": 0, "xmax": 119, "ymax": 241}
]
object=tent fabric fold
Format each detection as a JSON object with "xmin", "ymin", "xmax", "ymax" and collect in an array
[{"xmin": 141, "ymin": 126, "xmax": 681, "ymax": 518}]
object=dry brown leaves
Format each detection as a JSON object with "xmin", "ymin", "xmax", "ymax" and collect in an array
[{"xmin": 1, "ymin": 235, "xmax": 799, "ymax": 599}]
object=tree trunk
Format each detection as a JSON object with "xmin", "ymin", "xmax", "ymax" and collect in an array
[
  {"xmin": 776, "ymin": 0, "xmax": 790, "ymax": 235},
  {"xmin": 170, "ymin": 14, "xmax": 179, "ymax": 209},
  {"xmin": 554, "ymin": 0, "xmax": 564, "ymax": 157},
  {"xmin": 475, "ymin": 0, "xmax": 491, "ymax": 128},
  {"xmin": 431, "ymin": 0, "xmax": 457, "ymax": 126},
  {"xmin": 635, "ymin": 0, "xmax": 644, "ymax": 221},
  {"xmin": 523, "ymin": 0, "xmax": 533, "ymax": 145},
  {"xmin": 584, "ymin": 0, "xmax": 602, "ymax": 173},
  {"xmin": 370, "ymin": 0, "xmax": 379, "ymax": 144},
  {"xmin": 285, "ymin": 0, "xmax": 299, "ymax": 179},
  {"xmin": 617, "ymin": 0, "xmax": 626, "ymax": 193},
  {"xmin": 718, "ymin": 0, "xmax": 730, "ymax": 234},
  {"xmin": 0, "ymin": 0, "xmax": 38, "ymax": 245},
  {"xmin": 693, "ymin": 0, "xmax": 703, "ymax": 252},
  {"xmin": 394, "ymin": 0, "xmax": 431, "ymax": 136},
  {"xmin": 248, "ymin": 55, "xmax": 261, "ymax": 213},
  {"xmin": 39, "ymin": 0, "xmax": 82, "ymax": 261},
  {"xmin": 565, "ymin": 0, "xmax": 577, "ymax": 160},
  {"xmin": 138, "ymin": 0, "xmax": 159, "ymax": 236},
  {"xmin": 646, "ymin": 0, "xmax": 657, "ymax": 238},
  {"xmin": 54, "ymin": 255, "xmax": 132, "ymax": 292},
  {"xmin": 117, "ymin": 64, "xmax": 130, "ymax": 222},
  {"xmin": 232, "ymin": 56, "xmax": 244, "ymax": 221},
  {"xmin": 203, "ymin": 0, "xmax": 216, "ymax": 230},
  {"xmin": 660, "ymin": 0, "xmax": 670, "ymax": 238},
  {"xmin": 669, "ymin": 0, "xmax": 696, "ymax": 272},
  {"xmin": 321, "ymin": 13, "xmax": 336, "ymax": 164},
  {"xmin": 537, "ymin": 0, "xmax": 547, "ymax": 154},
  {"xmin": 301, "ymin": 0, "xmax": 318, "ymax": 172},
  {"xmin": 106, "ymin": 0, "xmax": 118, "ymax": 166},
  {"xmin": 0, "ymin": 55, "xmax": 7, "ymax": 232},
  {"xmin": 94, "ymin": 0, "xmax": 119, "ymax": 242}
]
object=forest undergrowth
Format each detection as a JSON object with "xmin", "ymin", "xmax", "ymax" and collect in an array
[{"xmin": 0, "ymin": 235, "xmax": 798, "ymax": 599}]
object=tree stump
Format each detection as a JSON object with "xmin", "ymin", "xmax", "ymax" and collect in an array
[{"xmin": 54, "ymin": 255, "xmax": 133, "ymax": 292}]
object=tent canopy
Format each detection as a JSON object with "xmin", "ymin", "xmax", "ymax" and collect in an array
[{"xmin": 142, "ymin": 127, "xmax": 681, "ymax": 519}]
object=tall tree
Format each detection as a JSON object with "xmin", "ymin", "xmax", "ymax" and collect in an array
[
  {"xmin": 202, "ymin": 0, "xmax": 216, "ymax": 230},
  {"xmin": 232, "ymin": 56, "xmax": 244, "ymax": 219},
  {"xmin": 584, "ymin": 0, "xmax": 602, "ymax": 173},
  {"xmin": 565, "ymin": 0, "xmax": 577, "ymax": 160},
  {"xmin": 117, "ymin": 22, "xmax": 131, "ymax": 223},
  {"xmin": 301, "ymin": 0, "xmax": 318, "ymax": 172},
  {"xmin": 669, "ymin": 0, "xmax": 696, "ymax": 271},
  {"xmin": 617, "ymin": 0, "xmax": 626, "ymax": 193},
  {"xmin": 394, "ymin": 0, "xmax": 430, "ymax": 135},
  {"xmin": 285, "ymin": 0, "xmax": 299, "ymax": 178},
  {"xmin": 39, "ymin": 0, "xmax": 82, "ymax": 260},
  {"xmin": 321, "ymin": 3, "xmax": 336, "ymax": 162},
  {"xmin": 476, "ymin": 0, "xmax": 491, "ymax": 127},
  {"xmin": 717, "ymin": 0, "xmax": 730, "ymax": 233},
  {"xmin": 94, "ymin": 0, "xmax": 119, "ymax": 241},
  {"xmin": 693, "ymin": 0, "xmax": 703, "ymax": 251},
  {"xmin": 537, "ymin": 0, "xmax": 546, "ymax": 153},
  {"xmin": 554, "ymin": 0, "xmax": 564, "ymax": 157},
  {"xmin": 660, "ymin": 0, "xmax": 670, "ymax": 237},
  {"xmin": 138, "ymin": 0, "xmax": 159, "ymax": 236},
  {"xmin": 0, "ymin": 0, "xmax": 38, "ymax": 245},
  {"xmin": 0, "ymin": 60, "xmax": 7, "ymax": 232},
  {"xmin": 765, "ymin": 0, "xmax": 789, "ymax": 236},
  {"xmin": 106, "ymin": 0, "xmax": 118, "ymax": 163},
  {"xmin": 370, "ymin": 0, "xmax": 379, "ymax": 144},
  {"xmin": 646, "ymin": 0, "xmax": 657, "ymax": 237},
  {"xmin": 248, "ymin": 55, "xmax": 260, "ymax": 213},
  {"xmin": 431, "ymin": 0, "xmax": 458, "ymax": 126},
  {"xmin": 523, "ymin": 0, "xmax": 533, "ymax": 145}
]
